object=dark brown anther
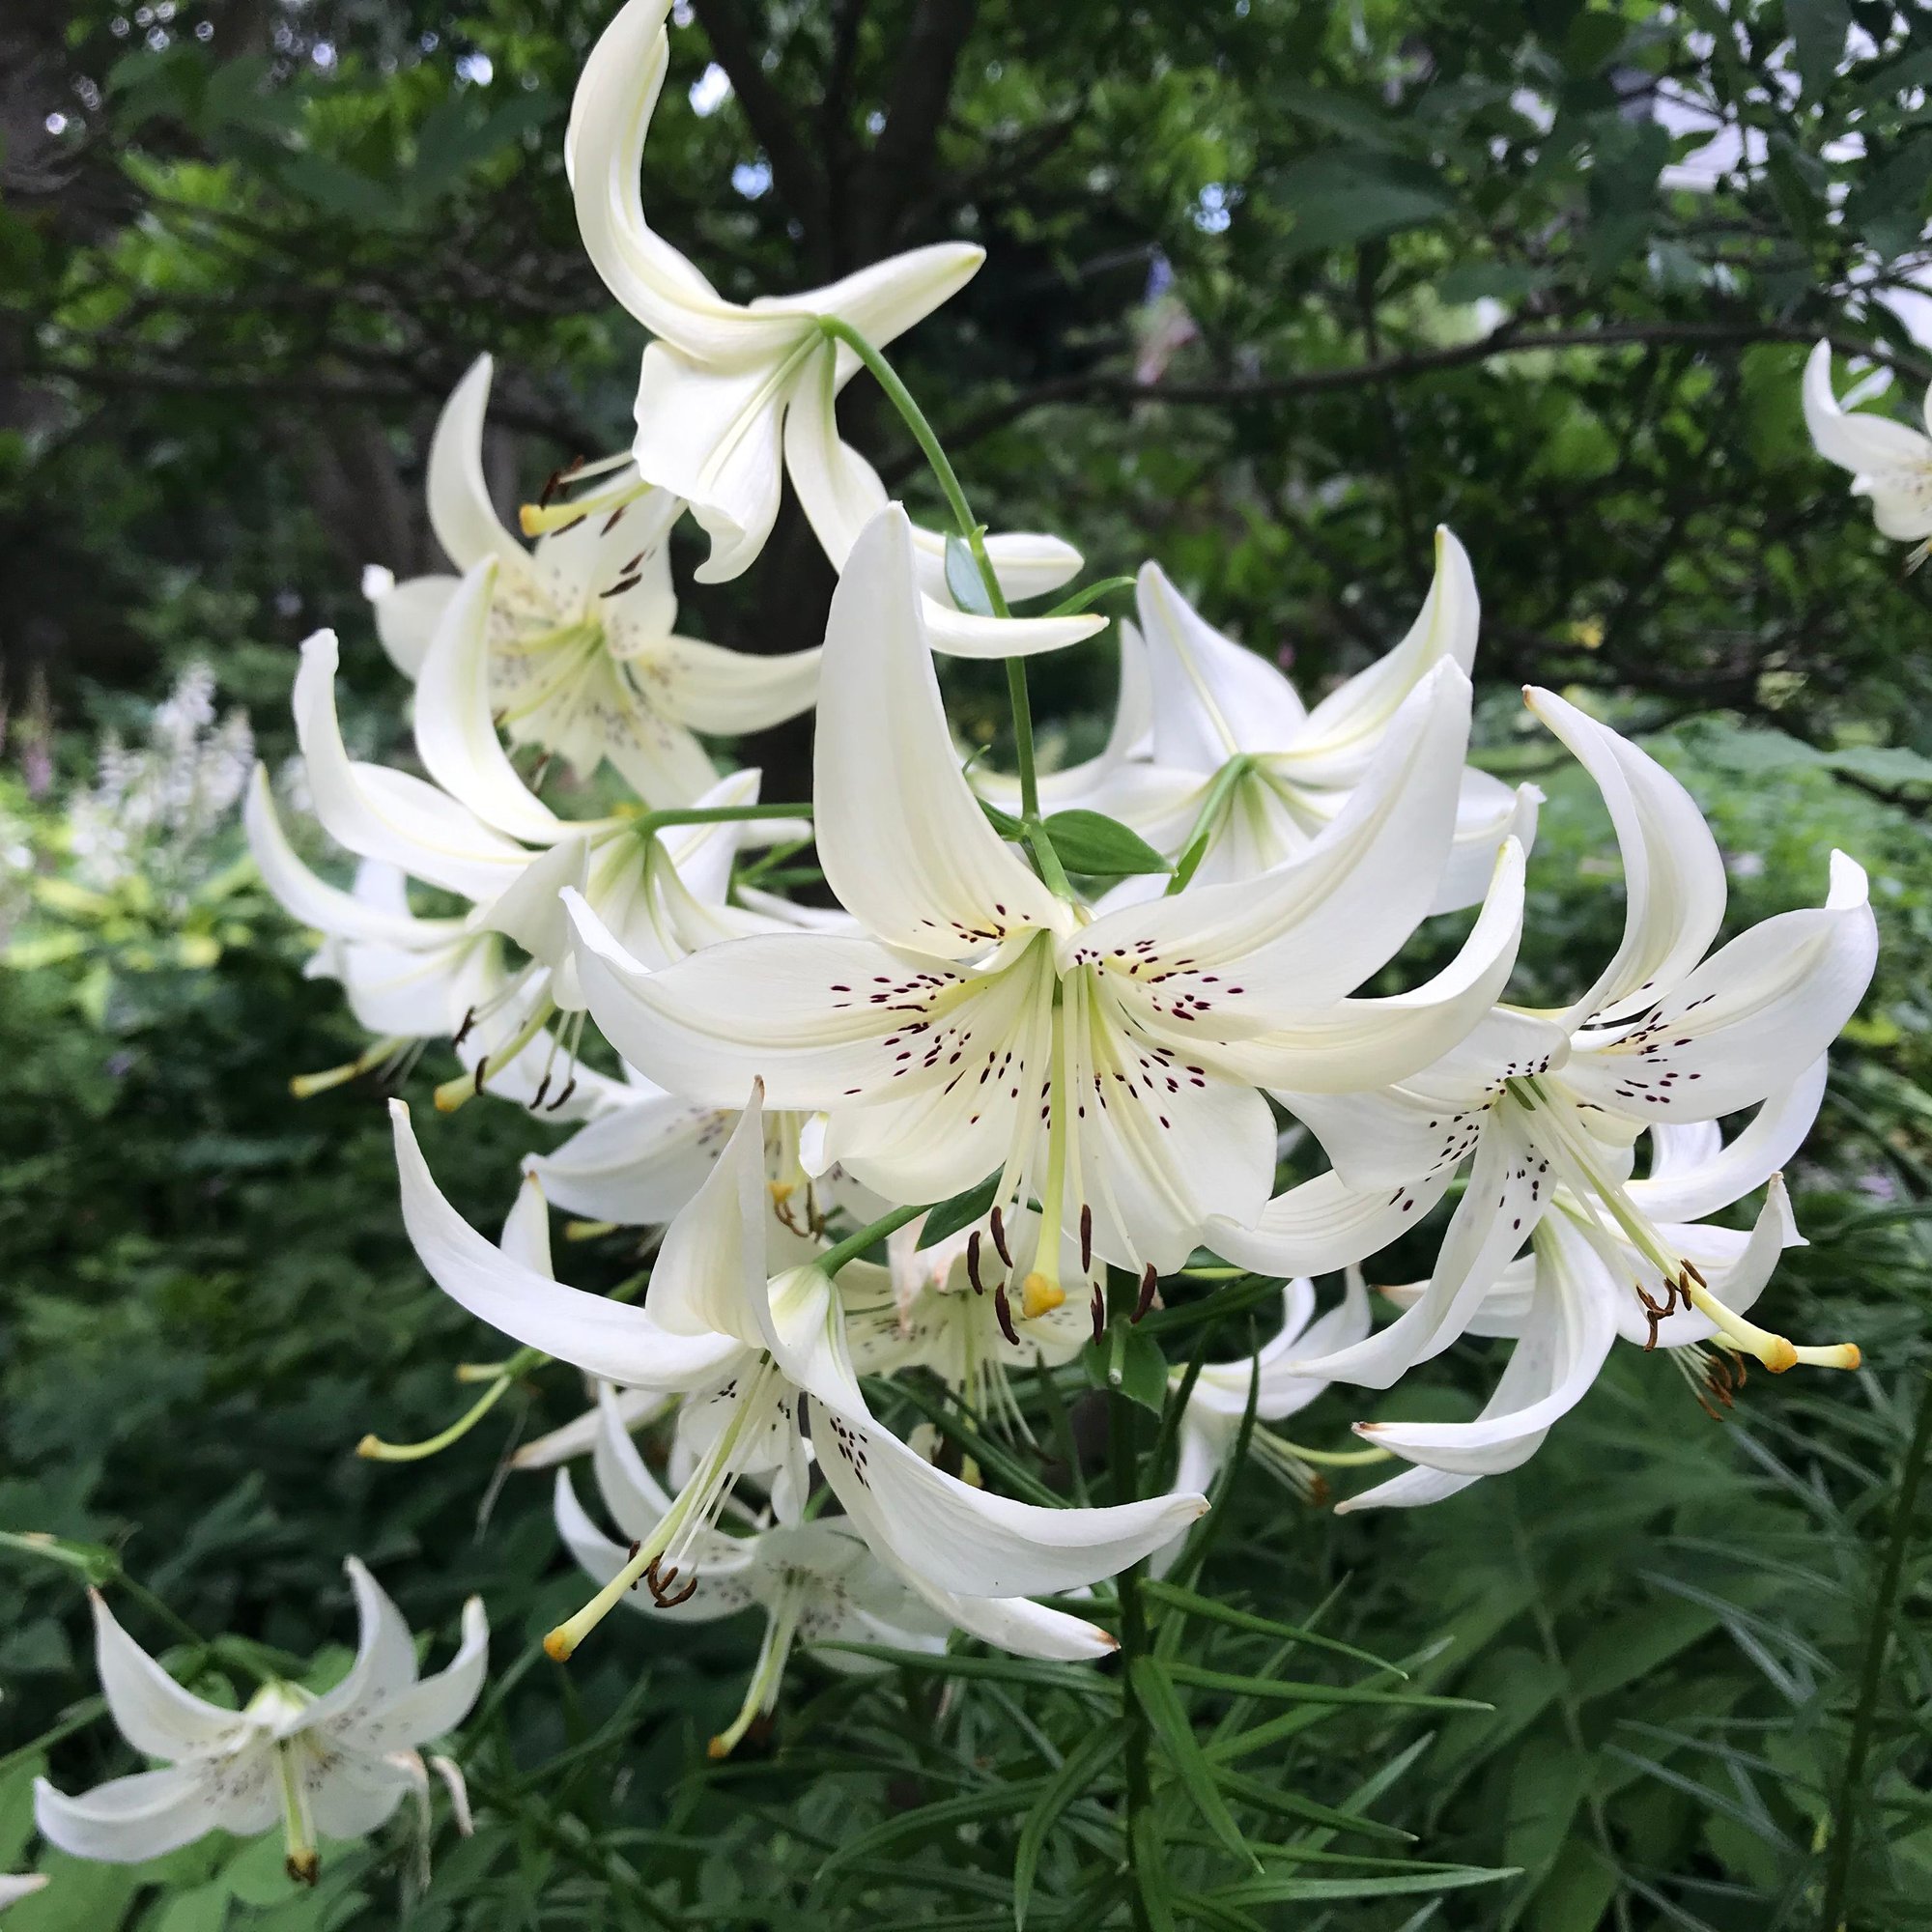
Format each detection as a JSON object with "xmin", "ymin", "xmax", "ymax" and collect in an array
[
  {"xmin": 286, "ymin": 1853, "xmax": 321, "ymax": 1886},
  {"xmin": 1132, "ymin": 1263, "xmax": 1158, "ymax": 1324},
  {"xmin": 531, "ymin": 1074, "xmax": 552, "ymax": 1112},
  {"xmin": 966, "ymin": 1230, "xmax": 985, "ymax": 1293},
  {"xmin": 618, "ymin": 550, "xmax": 645, "ymax": 574},
  {"xmin": 655, "ymin": 1568, "xmax": 698, "ymax": 1607},
  {"xmin": 545, "ymin": 1075, "xmax": 578, "ymax": 1114},
  {"xmin": 1308, "ymin": 1474, "xmax": 1332, "ymax": 1509},
  {"xmin": 1090, "ymin": 1283, "xmax": 1105, "ymax": 1345},
  {"xmin": 550, "ymin": 513, "xmax": 586, "ymax": 538},
  {"xmin": 1682, "ymin": 1260, "xmax": 1708, "ymax": 1290},
  {"xmin": 1080, "ymin": 1204, "xmax": 1094, "ymax": 1274},
  {"xmin": 601, "ymin": 503, "xmax": 629, "ymax": 534},
  {"xmin": 993, "ymin": 1284, "xmax": 1020, "ymax": 1346},
  {"xmin": 539, "ymin": 454, "xmax": 586, "ymax": 508},
  {"xmin": 599, "ymin": 572, "xmax": 644, "ymax": 599},
  {"xmin": 451, "ymin": 1007, "xmax": 477, "ymax": 1049},
  {"xmin": 472, "ymin": 1057, "xmax": 490, "ymax": 1096},
  {"xmin": 989, "ymin": 1208, "xmax": 1012, "ymax": 1268}
]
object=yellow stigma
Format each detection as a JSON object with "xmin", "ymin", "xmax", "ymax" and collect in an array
[
  {"xmin": 1020, "ymin": 1271, "xmax": 1065, "ymax": 1319},
  {"xmin": 768, "ymin": 1179, "xmax": 796, "ymax": 1208},
  {"xmin": 1680, "ymin": 1277, "xmax": 1861, "ymax": 1376}
]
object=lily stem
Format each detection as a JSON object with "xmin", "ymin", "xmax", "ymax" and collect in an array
[
  {"xmin": 816, "ymin": 318, "xmax": 1058, "ymax": 866},
  {"xmin": 1820, "ymin": 1368, "xmax": 1932, "ymax": 1931},
  {"xmin": 817, "ymin": 1201, "xmax": 928, "ymax": 1279},
  {"xmin": 634, "ymin": 802, "xmax": 812, "ymax": 836}
]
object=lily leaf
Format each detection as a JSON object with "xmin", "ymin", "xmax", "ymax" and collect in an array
[
  {"xmin": 916, "ymin": 1170, "xmax": 1001, "ymax": 1250},
  {"xmin": 1042, "ymin": 810, "xmax": 1169, "ymax": 876},
  {"xmin": 945, "ymin": 531, "xmax": 998, "ymax": 617}
]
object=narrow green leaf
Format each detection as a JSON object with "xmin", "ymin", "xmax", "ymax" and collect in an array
[
  {"xmin": 1204, "ymin": 1865, "xmax": 1516, "ymax": 1905},
  {"xmin": 1130, "ymin": 1655, "xmax": 1261, "ymax": 1871},
  {"xmin": 813, "ymin": 1777, "xmax": 1051, "ymax": 1886},
  {"xmin": 915, "ymin": 1170, "xmax": 1002, "ymax": 1250},
  {"xmin": 1164, "ymin": 1662, "xmax": 1487, "ymax": 1712},
  {"xmin": 945, "ymin": 530, "xmax": 997, "ymax": 617},
  {"xmin": 1210, "ymin": 1765, "xmax": 1413, "ymax": 1844},
  {"xmin": 1044, "ymin": 574, "xmax": 1135, "ymax": 617},
  {"xmin": 1143, "ymin": 1578, "xmax": 1403, "ymax": 1675},
  {"xmin": 1013, "ymin": 1723, "xmax": 1121, "ymax": 1929},
  {"xmin": 1040, "ymin": 809, "xmax": 1169, "ymax": 876}
]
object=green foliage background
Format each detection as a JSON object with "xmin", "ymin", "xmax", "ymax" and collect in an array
[{"xmin": 2, "ymin": 0, "xmax": 1930, "ymax": 1927}]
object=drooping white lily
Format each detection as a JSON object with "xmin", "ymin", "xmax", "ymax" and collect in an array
[
  {"xmin": 389, "ymin": 1084, "xmax": 1206, "ymax": 1663},
  {"xmin": 1341, "ymin": 1064, "xmax": 1828, "ymax": 1510},
  {"xmin": 365, "ymin": 355, "xmax": 819, "ymax": 800},
  {"xmin": 1802, "ymin": 341, "xmax": 1932, "ymax": 559},
  {"xmin": 565, "ymin": 0, "xmax": 983, "ymax": 588},
  {"xmin": 554, "ymin": 1381, "xmax": 1112, "ymax": 1754},
  {"xmin": 569, "ymin": 505, "xmax": 1528, "ymax": 1315},
  {"xmin": 1071, "ymin": 533, "xmax": 1536, "ymax": 913},
  {"xmin": 1213, "ymin": 689, "xmax": 1875, "ymax": 1389},
  {"xmin": 34, "ymin": 1567, "xmax": 485, "ymax": 1882}
]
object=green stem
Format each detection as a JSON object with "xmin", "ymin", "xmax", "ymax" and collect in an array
[
  {"xmin": 816, "ymin": 1201, "xmax": 928, "ymax": 1279},
  {"xmin": 816, "ymin": 317, "xmax": 1059, "ymax": 867},
  {"xmin": 1820, "ymin": 1369, "xmax": 1932, "ymax": 1932}
]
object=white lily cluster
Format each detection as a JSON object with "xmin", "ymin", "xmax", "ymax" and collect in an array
[{"xmin": 32, "ymin": 0, "xmax": 1889, "ymax": 1900}]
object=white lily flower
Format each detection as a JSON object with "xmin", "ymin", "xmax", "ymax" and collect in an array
[
  {"xmin": 35, "ymin": 1567, "xmax": 486, "ymax": 1882},
  {"xmin": 1803, "ymin": 341, "xmax": 1932, "ymax": 556},
  {"xmin": 1075, "ymin": 532, "xmax": 1536, "ymax": 914},
  {"xmin": 1213, "ymin": 689, "xmax": 1875, "ymax": 1389},
  {"xmin": 365, "ymin": 355, "xmax": 818, "ymax": 800},
  {"xmin": 1342, "ymin": 1064, "xmax": 1825, "ymax": 1510},
  {"xmin": 0, "ymin": 1877, "xmax": 47, "ymax": 1912},
  {"xmin": 555, "ymin": 1382, "xmax": 1112, "ymax": 1755},
  {"xmin": 247, "ymin": 707, "xmax": 758, "ymax": 1117},
  {"xmin": 565, "ymin": 0, "xmax": 984, "ymax": 586},
  {"xmin": 511, "ymin": 1379, "xmax": 677, "ymax": 1471},
  {"xmin": 569, "ymin": 505, "xmax": 1527, "ymax": 1313},
  {"xmin": 390, "ymin": 1083, "xmax": 1206, "ymax": 1662}
]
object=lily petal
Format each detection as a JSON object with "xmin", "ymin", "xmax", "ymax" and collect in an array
[
  {"xmin": 427, "ymin": 354, "xmax": 534, "ymax": 582},
  {"xmin": 1628, "ymin": 1057, "xmax": 1828, "ymax": 1222},
  {"xmin": 294, "ymin": 631, "xmax": 529, "ymax": 901},
  {"xmin": 35, "ymin": 1767, "xmax": 225, "ymax": 1865},
  {"xmin": 390, "ymin": 1097, "xmax": 740, "ymax": 1389},
  {"xmin": 526, "ymin": 1089, "xmax": 728, "ymax": 1226},
  {"xmin": 88, "ymin": 1592, "xmax": 247, "ymax": 1760},
  {"xmin": 815, "ymin": 506, "xmax": 1064, "ymax": 953},
  {"xmin": 364, "ymin": 569, "xmax": 459, "ymax": 679},
  {"xmin": 1527, "ymin": 688, "xmax": 1726, "ymax": 1027},
  {"xmin": 300, "ymin": 1558, "xmax": 423, "ymax": 1734},
  {"xmin": 813, "ymin": 1402, "xmax": 1208, "ymax": 1598},
  {"xmin": 1563, "ymin": 853, "xmax": 1876, "ymax": 1122},
  {"xmin": 1207, "ymin": 1163, "xmax": 1457, "ymax": 1279},
  {"xmin": 642, "ymin": 635, "xmax": 820, "ymax": 735}
]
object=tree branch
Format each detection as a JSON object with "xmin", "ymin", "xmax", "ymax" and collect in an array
[
  {"xmin": 692, "ymin": 0, "xmax": 830, "ymax": 268},
  {"xmin": 848, "ymin": 0, "xmax": 978, "ymax": 263}
]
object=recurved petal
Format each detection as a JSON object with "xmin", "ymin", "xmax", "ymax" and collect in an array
[
  {"xmin": 1283, "ymin": 525, "xmax": 1480, "ymax": 786},
  {"xmin": 567, "ymin": 895, "xmax": 938, "ymax": 1109},
  {"xmin": 413, "ymin": 561, "xmax": 565, "ymax": 843},
  {"xmin": 814, "ymin": 507, "xmax": 1065, "ymax": 953},
  {"xmin": 244, "ymin": 766, "xmax": 465, "ymax": 950},
  {"xmin": 298, "ymin": 1558, "xmax": 422, "ymax": 1736},
  {"xmin": 1341, "ymin": 1210, "xmax": 1619, "ymax": 1502},
  {"xmin": 554, "ymin": 1470, "xmax": 753, "ymax": 1621},
  {"xmin": 780, "ymin": 242, "xmax": 983, "ymax": 345},
  {"xmin": 1076, "ymin": 662, "xmax": 1472, "ymax": 1017},
  {"xmin": 390, "ymin": 1097, "xmax": 741, "ymax": 1389},
  {"xmin": 1628, "ymin": 1057, "xmax": 1828, "ymax": 1223},
  {"xmin": 342, "ymin": 1596, "xmax": 490, "ymax": 1750},
  {"xmin": 913, "ymin": 1581, "xmax": 1117, "ymax": 1661},
  {"xmin": 427, "ymin": 355, "xmax": 534, "ymax": 581},
  {"xmin": 921, "ymin": 600, "xmax": 1107, "ymax": 660},
  {"xmin": 567, "ymin": 0, "xmax": 758, "ymax": 359},
  {"xmin": 1803, "ymin": 340, "xmax": 1932, "ymax": 478},
  {"xmin": 1563, "ymin": 853, "xmax": 1876, "ymax": 1123},
  {"xmin": 525, "ymin": 1091, "xmax": 730, "ymax": 1226},
  {"xmin": 813, "ymin": 1403, "xmax": 1208, "ymax": 1599},
  {"xmin": 1288, "ymin": 1106, "xmax": 1548, "ymax": 1389},
  {"xmin": 1136, "ymin": 562, "xmax": 1305, "ymax": 770},
  {"xmin": 34, "ymin": 1768, "xmax": 222, "ymax": 1865},
  {"xmin": 1207, "ymin": 1164, "xmax": 1457, "ymax": 1278},
  {"xmin": 1430, "ymin": 776, "xmax": 1540, "ymax": 917},
  {"xmin": 88, "ymin": 1592, "xmax": 247, "ymax": 1762},
  {"xmin": 293, "ymin": 631, "xmax": 529, "ymax": 902},
  {"xmin": 365, "ymin": 570, "xmax": 460, "ymax": 679},
  {"xmin": 1526, "ymin": 687, "xmax": 1727, "ymax": 1027},
  {"xmin": 1197, "ymin": 836, "xmax": 1527, "ymax": 1094},
  {"xmin": 644, "ymin": 636, "xmax": 820, "ymax": 734},
  {"xmin": 1630, "ymin": 1177, "xmax": 1804, "ymax": 1349}
]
